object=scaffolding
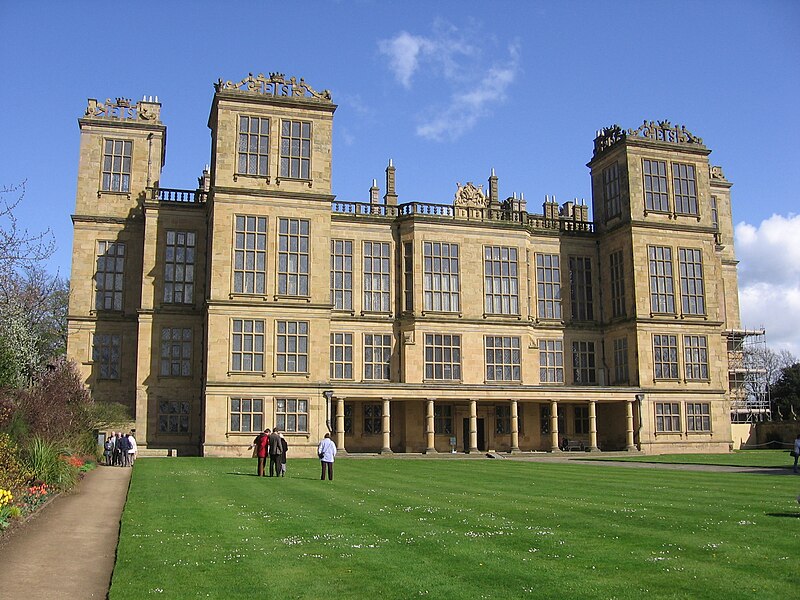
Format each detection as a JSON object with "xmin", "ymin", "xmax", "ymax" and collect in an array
[{"xmin": 727, "ymin": 329, "xmax": 770, "ymax": 423}]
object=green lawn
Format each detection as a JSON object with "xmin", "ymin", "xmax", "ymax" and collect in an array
[
  {"xmin": 581, "ymin": 450, "xmax": 794, "ymax": 468},
  {"xmin": 111, "ymin": 458, "xmax": 799, "ymax": 600}
]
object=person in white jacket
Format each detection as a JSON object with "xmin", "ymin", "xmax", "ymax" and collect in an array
[
  {"xmin": 317, "ymin": 433, "xmax": 337, "ymax": 481},
  {"xmin": 127, "ymin": 433, "xmax": 138, "ymax": 466}
]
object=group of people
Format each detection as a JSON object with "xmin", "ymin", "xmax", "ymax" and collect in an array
[
  {"xmin": 249, "ymin": 429, "xmax": 338, "ymax": 480},
  {"xmin": 103, "ymin": 432, "xmax": 137, "ymax": 467}
]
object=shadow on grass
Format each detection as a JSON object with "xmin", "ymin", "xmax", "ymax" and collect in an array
[
  {"xmin": 226, "ymin": 472, "xmax": 323, "ymax": 481},
  {"xmin": 766, "ymin": 513, "xmax": 800, "ymax": 518}
]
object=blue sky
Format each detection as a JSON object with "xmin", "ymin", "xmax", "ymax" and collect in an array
[{"xmin": 1, "ymin": 0, "xmax": 798, "ymax": 355}]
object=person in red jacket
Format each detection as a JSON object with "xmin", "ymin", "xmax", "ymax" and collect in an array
[{"xmin": 249, "ymin": 429, "xmax": 270, "ymax": 477}]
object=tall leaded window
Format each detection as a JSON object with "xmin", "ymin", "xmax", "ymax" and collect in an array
[
  {"xmin": 672, "ymin": 163, "xmax": 697, "ymax": 215},
  {"xmin": 233, "ymin": 216, "xmax": 267, "ymax": 294},
  {"xmin": 160, "ymin": 327, "xmax": 192, "ymax": 377},
  {"xmin": 158, "ymin": 400, "xmax": 190, "ymax": 433},
  {"xmin": 329, "ymin": 332, "xmax": 353, "ymax": 380},
  {"xmin": 574, "ymin": 406, "xmax": 590, "ymax": 434},
  {"xmin": 603, "ymin": 162, "xmax": 621, "ymax": 219},
  {"xmin": 230, "ymin": 398, "xmax": 263, "ymax": 433},
  {"xmin": 364, "ymin": 334, "xmax": 392, "ymax": 381},
  {"xmin": 569, "ymin": 256, "xmax": 593, "ymax": 321},
  {"xmin": 403, "ymin": 242, "xmax": 414, "ymax": 312},
  {"xmin": 237, "ymin": 116, "xmax": 269, "ymax": 176},
  {"xmin": 613, "ymin": 337, "xmax": 629, "ymax": 385},
  {"xmin": 279, "ymin": 120, "xmax": 311, "ymax": 179},
  {"xmin": 684, "ymin": 335, "xmax": 709, "ymax": 380},
  {"xmin": 536, "ymin": 253, "xmax": 562, "ymax": 320},
  {"xmin": 610, "ymin": 250, "xmax": 626, "ymax": 318},
  {"xmin": 364, "ymin": 403, "xmax": 382, "ymax": 433},
  {"xmin": 93, "ymin": 333, "xmax": 121, "ymax": 379},
  {"xmin": 572, "ymin": 341, "xmax": 597, "ymax": 385},
  {"xmin": 485, "ymin": 336, "xmax": 521, "ymax": 382},
  {"xmin": 424, "ymin": 333, "xmax": 461, "ymax": 381},
  {"xmin": 484, "ymin": 246, "xmax": 519, "ymax": 315},
  {"xmin": 649, "ymin": 246, "xmax": 675, "ymax": 313},
  {"xmin": 423, "ymin": 242, "xmax": 460, "ymax": 312},
  {"xmin": 496, "ymin": 405, "xmax": 512, "ymax": 434},
  {"xmin": 686, "ymin": 402, "xmax": 711, "ymax": 432},
  {"xmin": 679, "ymin": 248, "xmax": 705, "ymax": 315},
  {"xmin": 655, "ymin": 402, "xmax": 680, "ymax": 433},
  {"xmin": 278, "ymin": 218, "xmax": 310, "ymax": 296},
  {"xmin": 363, "ymin": 241, "xmax": 391, "ymax": 312},
  {"xmin": 653, "ymin": 334, "xmax": 679, "ymax": 379},
  {"xmin": 539, "ymin": 339, "xmax": 564, "ymax": 383},
  {"xmin": 276, "ymin": 321, "xmax": 308, "ymax": 373},
  {"xmin": 710, "ymin": 196, "xmax": 719, "ymax": 230},
  {"xmin": 95, "ymin": 241, "xmax": 125, "ymax": 311},
  {"xmin": 231, "ymin": 319, "xmax": 265, "ymax": 372},
  {"xmin": 434, "ymin": 405, "xmax": 453, "ymax": 434},
  {"xmin": 643, "ymin": 159, "xmax": 669, "ymax": 212},
  {"xmin": 276, "ymin": 398, "xmax": 309, "ymax": 432},
  {"xmin": 331, "ymin": 239, "xmax": 353, "ymax": 310},
  {"xmin": 101, "ymin": 139, "xmax": 132, "ymax": 192},
  {"xmin": 164, "ymin": 231, "xmax": 195, "ymax": 304}
]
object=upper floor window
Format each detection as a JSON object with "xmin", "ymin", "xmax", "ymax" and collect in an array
[
  {"xmin": 233, "ymin": 216, "xmax": 267, "ymax": 295},
  {"xmin": 423, "ymin": 242, "xmax": 460, "ymax": 312},
  {"xmin": 164, "ymin": 231, "xmax": 195, "ymax": 304},
  {"xmin": 424, "ymin": 333, "xmax": 461, "ymax": 381},
  {"xmin": 330, "ymin": 332, "xmax": 353, "ymax": 380},
  {"xmin": 710, "ymin": 196, "xmax": 719, "ymax": 230},
  {"xmin": 231, "ymin": 319, "xmax": 265, "ymax": 372},
  {"xmin": 277, "ymin": 218, "xmax": 309, "ymax": 296},
  {"xmin": 331, "ymin": 239, "xmax": 353, "ymax": 310},
  {"xmin": 95, "ymin": 241, "xmax": 125, "ymax": 311},
  {"xmin": 683, "ymin": 335, "xmax": 709, "ymax": 380},
  {"xmin": 101, "ymin": 139, "xmax": 132, "ymax": 192},
  {"xmin": 569, "ymin": 256, "xmax": 593, "ymax": 321},
  {"xmin": 237, "ymin": 116, "xmax": 269, "ymax": 176},
  {"xmin": 648, "ymin": 246, "xmax": 675, "ymax": 314},
  {"xmin": 678, "ymin": 248, "xmax": 705, "ymax": 315},
  {"xmin": 93, "ymin": 333, "xmax": 121, "ymax": 380},
  {"xmin": 653, "ymin": 334, "xmax": 678, "ymax": 380},
  {"xmin": 603, "ymin": 162, "xmax": 621, "ymax": 219},
  {"xmin": 672, "ymin": 163, "xmax": 697, "ymax": 215},
  {"xmin": 403, "ymin": 242, "xmax": 414, "ymax": 312},
  {"xmin": 279, "ymin": 120, "xmax": 311, "ymax": 179},
  {"xmin": 364, "ymin": 334, "xmax": 392, "ymax": 381},
  {"xmin": 363, "ymin": 241, "xmax": 391, "ymax": 312},
  {"xmin": 572, "ymin": 340, "xmax": 597, "ymax": 385},
  {"xmin": 536, "ymin": 253, "xmax": 562, "ymax": 320},
  {"xmin": 643, "ymin": 159, "xmax": 669, "ymax": 212},
  {"xmin": 276, "ymin": 321, "xmax": 308, "ymax": 373},
  {"xmin": 160, "ymin": 327, "xmax": 192, "ymax": 377},
  {"xmin": 484, "ymin": 246, "xmax": 519, "ymax": 315},
  {"xmin": 613, "ymin": 337, "xmax": 629, "ymax": 385},
  {"xmin": 539, "ymin": 339, "xmax": 564, "ymax": 383},
  {"xmin": 485, "ymin": 336, "xmax": 521, "ymax": 382},
  {"xmin": 609, "ymin": 250, "xmax": 626, "ymax": 318}
]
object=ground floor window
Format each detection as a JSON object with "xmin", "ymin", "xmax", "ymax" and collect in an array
[
  {"xmin": 434, "ymin": 405, "xmax": 453, "ymax": 434},
  {"xmin": 574, "ymin": 405, "xmax": 589, "ymax": 434},
  {"xmin": 495, "ymin": 405, "xmax": 523, "ymax": 434},
  {"xmin": 686, "ymin": 402, "xmax": 711, "ymax": 432},
  {"xmin": 364, "ymin": 403, "xmax": 382, "ymax": 433},
  {"xmin": 655, "ymin": 402, "xmax": 681, "ymax": 432},
  {"xmin": 275, "ymin": 398, "xmax": 308, "ymax": 432},
  {"xmin": 230, "ymin": 398, "xmax": 263, "ymax": 433},
  {"xmin": 158, "ymin": 400, "xmax": 190, "ymax": 433}
]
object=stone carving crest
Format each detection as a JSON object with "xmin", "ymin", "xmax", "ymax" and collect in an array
[
  {"xmin": 709, "ymin": 165, "xmax": 726, "ymax": 180},
  {"xmin": 454, "ymin": 182, "xmax": 488, "ymax": 208},
  {"xmin": 84, "ymin": 98, "xmax": 160, "ymax": 122},
  {"xmin": 594, "ymin": 120, "xmax": 704, "ymax": 156},
  {"xmin": 215, "ymin": 72, "xmax": 332, "ymax": 102}
]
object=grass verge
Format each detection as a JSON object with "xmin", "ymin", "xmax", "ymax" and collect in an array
[
  {"xmin": 111, "ymin": 458, "xmax": 799, "ymax": 599},
  {"xmin": 580, "ymin": 450, "xmax": 793, "ymax": 469}
]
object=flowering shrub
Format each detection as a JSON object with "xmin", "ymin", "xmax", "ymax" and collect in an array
[
  {"xmin": 0, "ymin": 433, "xmax": 32, "ymax": 491},
  {"xmin": 65, "ymin": 455, "xmax": 84, "ymax": 468},
  {"xmin": 0, "ymin": 488, "xmax": 14, "ymax": 530},
  {"xmin": 17, "ymin": 483, "xmax": 51, "ymax": 513},
  {"xmin": 0, "ymin": 488, "xmax": 12, "ymax": 508}
]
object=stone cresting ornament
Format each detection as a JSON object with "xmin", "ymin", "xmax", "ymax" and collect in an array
[
  {"xmin": 215, "ymin": 72, "xmax": 333, "ymax": 102},
  {"xmin": 454, "ymin": 182, "xmax": 488, "ymax": 208},
  {"xmin": 594, "ymin": 120, "xmax": 704, "ymax": 156},
  {"xmin": 709, "ymin": 165, "xmax": 727, "ymax": 180},
  {"xmin": 84, "ymin": 98, "xmax": 161, "ymax": 122}
]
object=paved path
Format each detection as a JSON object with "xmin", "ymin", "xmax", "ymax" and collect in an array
[{"xmin": 0, "ymin": 465, "xmax": 132, "ymax": 600}]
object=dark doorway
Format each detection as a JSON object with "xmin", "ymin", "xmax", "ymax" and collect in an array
[{"xmin": 462, "ymin": 418, "xmax": 486, "ymax": 452}]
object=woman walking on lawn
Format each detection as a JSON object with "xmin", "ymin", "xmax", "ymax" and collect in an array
[
  {"xmin": 318, "ymin": 433, "xmax": 337, "ymax": 481},
  {"xmin": 249, "ymin": 429, "xmax": 270, "ymax": 477}
]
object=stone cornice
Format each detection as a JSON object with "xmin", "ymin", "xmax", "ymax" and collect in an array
[
  {"xmin": 71, "ymin": 214, "xmax": 141, "ymax": 226},
  {"xmin": 211, "ymin": 187, "xmax": 336, "ymax": 203}
]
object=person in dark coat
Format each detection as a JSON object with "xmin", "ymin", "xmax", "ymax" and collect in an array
[
  {"xmin": 268, "ymin": 428, "xmax": 283, "ymax": 477},
  {"xmin": 249, "ymin": 429, "xmax": 270, "ymax": 477},
  {"xmin": 279, "ymin": 432, "xmax": 288, "ymax": 477}
]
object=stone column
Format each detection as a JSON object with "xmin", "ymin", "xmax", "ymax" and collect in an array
[
  {"xmin": 625, "ymin": 400, "xmax": 636, "ymax": 451},
  {"xmin": 335, "ymin": 397, "xmax": 346, "ymax": 454},
  {"xmin": 510, "ymin": 400, "xmax": 520, "ymax": 453},
  {"xmin": 588, "ymin": 400, "xmax": 599, "ymax": 452},
  {"xmin": 381, "ymin": 398, "xmax": 393, "ymax": 454},
  {"xmin": 425, "ymin": 399, "xmax": 437, "ymax": 454},
  {"xmin": 468, "ymin": 400, "xmax": 478, "ymax": 453},
  {"xmin": 550, "ymin": 400, "xmax": 561, "ymax": 452}
]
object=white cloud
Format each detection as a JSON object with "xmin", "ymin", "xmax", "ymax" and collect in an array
[
  {"xmin": 378, "ymin": 25, "xmax": 521, "ymax": 141},
  {"xmin": 735, "ymin": 213, "xmax": 800, "ymax": 357}
]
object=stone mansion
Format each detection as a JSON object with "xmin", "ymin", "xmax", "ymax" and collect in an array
[{"xmin": 67, "ymin": 73, "xmax": 745, "ymax": 457}]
